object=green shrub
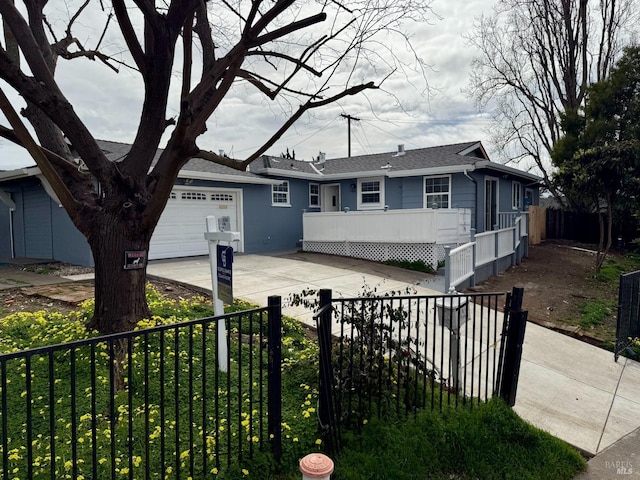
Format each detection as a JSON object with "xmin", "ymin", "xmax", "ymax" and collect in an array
[{"xmin": 383, "ymin": 259, "xmax": 435, "ymax": 274}]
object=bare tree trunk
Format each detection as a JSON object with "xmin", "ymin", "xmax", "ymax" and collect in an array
[
  {"xmin": 595, "ymin": 196, "xmax": 614, "ymax": 274},
  {"xmin": 85, "ymin": 214, "xmax": 152, "ymax": 334}
]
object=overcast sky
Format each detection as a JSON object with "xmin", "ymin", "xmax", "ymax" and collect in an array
[{"xmin": 0, "ymin": 0, "xmax": 497, "ymax": 170}]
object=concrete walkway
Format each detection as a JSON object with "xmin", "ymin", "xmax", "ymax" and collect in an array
[{"xmin": 146, "ymin": 251, "xmax": 640, "ymax": 461}]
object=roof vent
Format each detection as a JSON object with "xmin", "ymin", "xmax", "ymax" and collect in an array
[
  {"xmin": 394, "ymin": 144, "xmax": 405, "ymax": 157},
  {"xmin": 316, "ymin": 151, "xmax": 326, "ymax": 164}
]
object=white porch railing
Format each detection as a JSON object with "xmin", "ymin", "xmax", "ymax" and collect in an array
[
  {"xmin": 303, "ymin": 208, "xmax": 471, "ymax": 244},
  {"xmin": 446, "ymin": 242, "xmax": 475, "ymax": 289},
  {"xmin": 445, "ymin": 212, "xmax": 529, "ymax": 292},
  {"xmin": 302, "ymin": 208, "xmax": 472, "ymax": 267}
]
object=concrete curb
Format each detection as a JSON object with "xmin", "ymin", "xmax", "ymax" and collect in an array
[{"xmin": 574, "ymin": 427, "xmax": 640, "ymax": 479}]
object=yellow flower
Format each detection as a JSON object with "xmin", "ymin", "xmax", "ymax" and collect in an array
[
  {"xmin": 315, "ymin": 439, "xmax": 322, "ymax": 445},
  {"xmin": 242, "ymin": 469, "xmax": 249, "ymax": 476}
]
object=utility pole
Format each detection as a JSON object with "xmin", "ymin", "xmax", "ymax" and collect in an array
[{"xmin": 340, "ymin": 113, "xmax": 360, "ymax": 157}]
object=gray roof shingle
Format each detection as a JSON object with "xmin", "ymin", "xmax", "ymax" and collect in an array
[
  {"xmin": 249, "ymin": 141, "xmax": 486, "ymax": 175},
  {"xmin": 96, "ymin": 140, "xmax": 262, "ymax": 179}
]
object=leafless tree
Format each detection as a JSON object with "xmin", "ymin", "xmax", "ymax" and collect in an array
[
  {"xmin": 467, "ymin": 0, "xmax": 637, "ymax": 202},
  {"xmin": 0, "ymin": 0, "xmax": 434, "ymax": 333}
]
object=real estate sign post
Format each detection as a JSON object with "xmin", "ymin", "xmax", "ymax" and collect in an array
[{"xmin": 205, "ymin": 216, "xmax": 241, "ymax": 372}]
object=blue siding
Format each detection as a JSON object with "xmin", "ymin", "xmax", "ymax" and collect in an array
[
  {"xmin": 385, "ymin": 177, "xmax": 403, "ymax": 209},
  {"xmin": 242, "ymin": 178, "xmax": 306, "ymax": 253},
  {"xmin": 51, "ymin": 204, "xmax": 93, "ymax": 266},
  {"xmin": 401, "ymin": 177, "xmax": 423, "ymax": 208},
  {"xmin": 0, "ymin": 202, "xmax": 10, "ymax": 259},
  {"xmin": 11, "ymin": 188, "xmax": 25, "ymax": 258},
  {"xmin": 22, "ymin": 185, "xmax": 53, "ymax": 259}
]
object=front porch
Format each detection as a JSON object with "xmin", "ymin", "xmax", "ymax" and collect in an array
[{"xmin": 301, "ymin": 208, "xmax": 472, "ymax": 268}]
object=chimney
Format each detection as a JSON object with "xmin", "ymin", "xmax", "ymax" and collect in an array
[
  {"xmin": 219, "ymin": 149, "xmax": 225, "ymax": 156},
  {"xmin": 396, "ymin": 144, "xmax": 405, "ymax": 156},
  {"xmin": 316, "ymin": 151, "xmax": 326, "ymax": 164}
]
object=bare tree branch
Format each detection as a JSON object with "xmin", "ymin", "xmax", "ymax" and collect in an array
[{"xmin": 0, "ymin": 87, "xmax": 79, "ymax": 214}]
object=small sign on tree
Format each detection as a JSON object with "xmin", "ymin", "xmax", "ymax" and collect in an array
[{"xmin": 124, "ymin": 250, "xmax": 146, "ymax": 270}]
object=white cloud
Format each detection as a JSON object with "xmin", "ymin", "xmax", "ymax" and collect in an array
[{"xmin": 1, "ymin": 0, "xmax": 497, "ymax": 169}]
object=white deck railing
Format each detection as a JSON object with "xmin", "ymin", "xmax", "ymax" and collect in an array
[
  {"xmin": 475, "ymin": 231, "xmax": 496, "ymax": 266},
  {"xmin": 303, "ymin": 208, "xmax": 471, "ymax": 245},
  {"xmin": 445, "ymin": 212, "xmax": 529, "ymax": 292},
  {"xmin": 447, "ymin": 242, "xmax": 475, "ymax": 290}
]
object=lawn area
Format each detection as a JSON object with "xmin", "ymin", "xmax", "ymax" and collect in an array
[{"xmin": 0, "ymin": 285, "xmax": 586, "ymax": 479}]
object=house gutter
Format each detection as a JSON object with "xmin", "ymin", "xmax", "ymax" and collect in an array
[
  {"xmin": 0, "ymin": 190, "xmax": 16, "ymax": 258},
  {"xmin": 463, "ymin": 168, "xmax": 479, "ymax": 231},
  {"xmin": 177, "ymin": 169, "xmax": 282, "ymax": 185}
]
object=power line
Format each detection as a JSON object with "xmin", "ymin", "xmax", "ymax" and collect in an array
[{"xmin": 360, "ymin": 119, "xmax": 422, "ymax": 149}]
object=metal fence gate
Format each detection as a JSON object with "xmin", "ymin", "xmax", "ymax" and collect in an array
[
  {"xmin": 315, "ymin": 287, "xmax": 528, "ymax": 452},
  {"xmin": 616, "ymin": 270, "xmax": 640, "ymax": 361}
]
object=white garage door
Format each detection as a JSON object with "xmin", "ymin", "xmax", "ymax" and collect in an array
[{"xmin": 149, "ymin": 187, "xmax": 243, "ymax": 260}]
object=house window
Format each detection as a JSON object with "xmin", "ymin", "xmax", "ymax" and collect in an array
[
  {"xmin": 357, "ymin": 177, "xmax": 384, "ymax": 209},
  {"xmin": 512, "ymin": 182, "xmax": 522, "ymax": 209},
  {"xmin": 272, "ymin": 181, "xmax": 290, "ymax": 206},
  {"xmin": 424, "ymin": 175, "xmax": 450, "ymax": 209},
  {"xmin": 309, "ymin": 183, "xmax": 320, "ymax": 207},
  {"xmin": 181, "ymin": 191, "xmax": 207, "ymax": 201}
]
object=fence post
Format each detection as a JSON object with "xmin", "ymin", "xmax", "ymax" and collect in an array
[
  {"xmin": 317, "ymin": 289, "xmax": 336, "ymax": 444},
  {"xmin": 511, "ymin": 226, "xmax": 517, "ymax": 267},
  {"xmin": 267, "ymin": 295, "xmax": 282, "ymax": 461},
  {"xmin": 498, "ymin": 287, "xmax": 527, "ymax": 407},
  {"xmin": 493, "ymin": 229, "xmax": 499, "ymax": 276},
  {"xmin": 444, "ymin": 246, "xmax": 451, "ymax": 293},
  {"xmin": 470, "ymin": 229, "xmax": 476, "ymax": 287}
]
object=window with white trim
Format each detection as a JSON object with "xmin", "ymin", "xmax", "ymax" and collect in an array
[
  {"xmin": 424, "ymin": 175, "xmax": 450, "ymax": 208},
  {"xmin": 309, "ymin": 183, "xmax": 320, "ymax": 207},
  {"xmin": 271, "ymin": 181, "xmax": 290, "ymax": 206},
  {"xmin": 512, "ymin": 182, "xmax": 522, "ymax": 209},
  {"xmin": 357, "ymin": 177, "xmax": 384, "ymax": 209}
]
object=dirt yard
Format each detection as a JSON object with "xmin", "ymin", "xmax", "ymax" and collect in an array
[
  {"xmin": 0, "ymin": 264, "xmax": 209, "ymax": 318},
  {"xmin": 469, "ymin": 241, "xmax": 621, "ymax": 346}
]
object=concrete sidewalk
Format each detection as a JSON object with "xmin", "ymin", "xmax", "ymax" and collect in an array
[{"xmin": 146, "ymin": 251, "xmax": 640, "ymax": 460}]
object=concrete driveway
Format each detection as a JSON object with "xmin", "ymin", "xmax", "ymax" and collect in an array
[{"xmin": 148, "ymin": 251, "xmax": 443, "ymax": 325}]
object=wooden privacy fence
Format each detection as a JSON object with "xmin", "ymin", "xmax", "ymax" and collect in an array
[{"xmin": 528, "ymin": 206, "xmax": 545, "ymax": 245}]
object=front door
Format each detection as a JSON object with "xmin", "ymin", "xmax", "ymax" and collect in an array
[
  {"xmin": 321, "ymin": 184, "xmax": 340, "ymax": 212},
  {"xmin": 485, "ymin": 177, "xmax": 498, "ymax": 231}
]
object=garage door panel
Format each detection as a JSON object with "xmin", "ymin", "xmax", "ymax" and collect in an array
[{"xmin": 149, "ymin": 188, "xmax": 241, "ymax": 260}]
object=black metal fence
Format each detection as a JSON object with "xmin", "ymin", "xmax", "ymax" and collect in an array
[
  {"xmin": 315, "ymin": 288, "xmax": 527, "ymax": 451},
  {"xmin": 617, "ymin": 271, "xmax": 640, "ymax": 361},
  {"xmin": 0, "ymin": 296, "xmax": 282, "ymax": 479}
]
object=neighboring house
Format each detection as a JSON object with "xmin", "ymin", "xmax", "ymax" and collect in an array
[{"xmin": 0, "ymin": 140, "xmax": 541, "ymax": 266}]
